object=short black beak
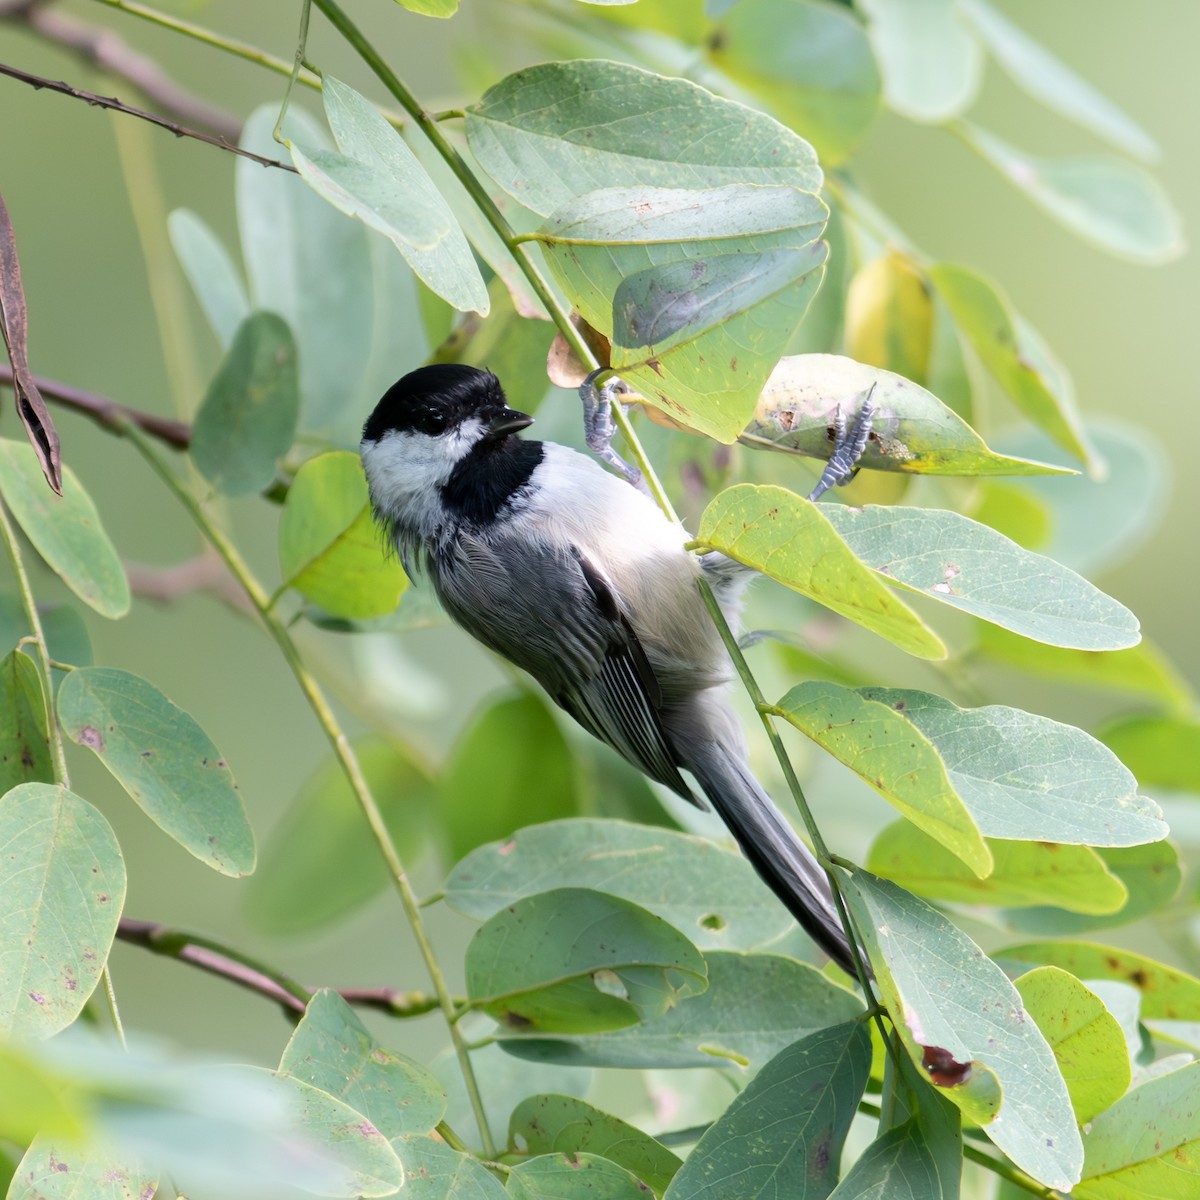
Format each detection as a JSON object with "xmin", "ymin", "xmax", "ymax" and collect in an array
[{"xmin": 484, "ymin": 406, "xmax": 534, "ymax": 440}]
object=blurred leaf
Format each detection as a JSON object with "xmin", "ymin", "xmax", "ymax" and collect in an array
[
  {"xmin": 846, "ymin": 869, "xmax": 1083, "ymax": 1190},
  {"xmin": 278, "ymin": 450, "xmax": 408, "ymax": 620},
  {"xmin": 0, "ymin": 1044, "xmax": 86, "ymax": 1144},
  {"xmin": 1097, "ymin": 714, "xmax": 1200, "ymax": 793},
  {"xmin": 775, "ymin": 683, "xmax": 990, "ymax": 874},
  {"xmin": 844, "ymin": 250, "xmax": 933, "ymax": 383},
  {"xmin": 0, "ymin": 783, "xmax": 124, "ymax": 1039},
  {"xmin": 500, "ymin": 950, "xmax": 862, "ymax": 1071},
  {"xmin": 443, "ymin": 817, "xmax": 794, "ymax": 951},
  {"xmin": 280, "ymin": 990, "xmax": 446, "ymax": 1138},
  {"xmin": 827, "ymin": 1117, "xmax": 944, "ymax": 1200},
  {"xmin": 167, "ymin": 208, "xmax": 250, "ymax": 348},
  {"xmin": 0, "ymin": 649, "xmax": 51, "ymax": 790},
  {"xmin": 709, "ymin": 0, "xmax": 881, "ymax": 163},
  {"xmin": 392, "ymin": 1135, "xmax": 508, "ymax": 1197},
  {"xmin": 740, "ymin": 353, "xmax": 1068, "ymax": 476},
  {"xmin": 8, "ymin": 1139, "xmax": 155, "ymax": 1200},
  {"xmin": 57, "ymin": 666, "xmax": 255, "ymax": 877},
  {"xmin": 440, "ymin": 692, "xmax": 581, "ymax": 861},
  {"xmin": 465, "ymin": 888, "xmax": 707, "ymax": 1033},
  {"xmin": 867, "ymin": 819, "xmax": 1127, "ymax": 913},
  {"xmin": 290, "ymin": 78, "xmax": 488, "ymax": 314},
  {"xmin": 961, "ymin": 123, "xmax": 1183, "ymax": 265},
  {"xmin": 1004, "ymin": 842, "xmax": 1182, "ymax": 935},
  {"xmin": 0, "ymin": 596, "xmax": 92, "ymax": 672},
  {"xmin": 508, "ymin": 1095, "xmax": 681, "ymax": 1195},
  {"xmin": 859, "ymin": 0, "xmax": 982, "ymax": 122},
  {"xmin": 958, "ymin": 0, "xmax": 1157, "ymax": 160},
  {"xmin": 928, "ymin": 262, "xmax": 1098, "ymax": 470},
  {"xmin": 466, "ymin": 60, "xmax": 821, "ymax": 219},
  {"xmin": 976, "ymin": 624, "xmax": 1192, "ymax": 712},
  {"xmin": 697, "ymin": 484, "xmax": 945, "ymax": 658},
  {"xmin": 398, "ymin": 0, "xmax": 459, "ymax": 15},
  {"xmin": 824, "ymin": 502, "xmax": 1140, "ymax": 649},
  {"xmin": 855, "ymin": 687, "xmax": 1167, "ymax": 846},
  {"xmin": 508, "ymin": 1153, "xmax": 649, "ymax": 1200},
  {"xmin": 665, "ymin": 1020, "xmax": 872, "ymax": 1200},
  {"xmin": 247, "ymin": 735, "xmax": 432, "ymax": 934},
  {"xmin": 0, "ymin": 439, "xmax": 130, "ymax": 619},
  {"xmin": 1076, "ymin": 1060, "xmax": 1200, "ymax": 1199},
  {"xmin": 970, "ymin": 480, "xmax": 1053, "ymax": 548},
  {"xmin": 1015, "ymin": 966, "xmax": 1131, "ymax": 1126},
  {"xmin": 190, "ymin": 311, "xmax": 299, "ymax": 496},
  {"xmin": 999, "ymin": 942, "xmax": 1200, "ymax": 1021}
]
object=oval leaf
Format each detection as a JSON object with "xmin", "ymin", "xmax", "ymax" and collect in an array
[
  {"xmin": 56, "ymin": 667, "xmax": 255, "ymax": 877},
  {"xmin": 696, "ymin": 483, "xmax": 945, "ymax": 658},
  {"xmin": 0, "ymin": 439, "xmax": 129, "ymax": 619},
  {"xmin": 168, "ymin": 208, "xmax": 250, "ymax": 348},
  {"xmin": 9, "ymin": 1139, "xmax": 155, "ymax": 1200},
  {"xmin": 0, "ymin": 650, "xmax": 52, "ymax": 791},
  {"xmin": 508, "ymin": 1152, "xmax": 649, "ymax": 1200},
  {"xmin": 0, "ymin": 783, "xmax": 125, "ymax": 1039},
  {"xmin": 465, "ymin": 888, "xmax": 707, "ymax": 1034},
  {"xmin": 191, "ymin": 311, "xmax": 299, "ymax": 496}
]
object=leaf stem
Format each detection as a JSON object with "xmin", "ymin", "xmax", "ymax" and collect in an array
[{"xmin": 117, "ymin": 420, "xmax": 498, "ymax": 1158}]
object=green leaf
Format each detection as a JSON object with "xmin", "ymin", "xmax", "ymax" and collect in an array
[
  {"xmin": 0, "ymin": 1044, "xmax": 87, "ymax": 1144},
  {"xmin": 774, "ymin": 683, "xmax": 990, "ymax": 875},
  {"xmin": 867, "ymin": 819, "xmax": 1128, "ymax": 913},
  {"xmin": 858, "ymin": 0, "xmax": 982, "ymax": 122},
  {"xmin": 8, "ymin": 1139, "xmax": 156, "ymax": 1200},
  {"xmin": 0, "ymin": 783, "xmax": 125, "ymax": 1039},
  {"xmin": 443, "ymin": 818, "xmax": 794, "ymax": 951},
  {"xmin": 500, "ymin": 950, "xmax": 862, "ymax": 1071},
  {"xmin": 846, "ymin": 869, "xmax": 1083, "ymax": 1191},
  {"xmin": 929, "ymin": 262, "xmax": 1099, "ymax": 470},
  {"xmin": 509, "ymin": 1095, "xmax": 681, "ymax": 1195},
  {"xmin": 57, "ymin": 666, "xmax": 255, "ymax": 877},
  {"xmin": 391, "ymin": 1136, "xmax": 507, "ymax": 1197},
  {"xmin": 823, "ymin": 503, "xmax": 1140, "ymax": 650},
  {"xmin": 856, "ymin": 687, "xmax": 1167, "ymax": 847},
  {"xmin": 280, "ymin": 990, "xmax": 446, "ymax": 1138},
  {"xmin": 290, "ymin": 77, "xmax": 488, "ymax": 314},
  {"xmin": 1097, "ymin": 714, "xmax": 1200, "ymax": 793},
  {"xmin": 467, "ymin": 60, "xmax": 821, "ymax": 220},
  {"xmin": 696, "ymin": 484, "xmax": 945, "ymax": 658},
  {"xmin": 440, "ymin": 693, "xmax": 581, "ymax": 861},
  {"xmin": 999, "ymin": 942, "xmax": 1200, "ymax": 1022},
  {"xmin": 167, "ymin": 208, "xmax": 250, "ymax": 348},
  {"xmin": 0, "ymin": 596, "xmax": 92, "ymax": 673},
  {"xmin": 976, "ymin": 624, "xmax": 1194, "ymax": 713},
  {"xmin": 1077, "ymin": 1060, "xmax": 1200, "ymax": 1199},
  {"xmin": 844, "ymin": 250, "xmax": 933, "ymax": 383},
  {"xmin": 465, "ymin": 888, "xmax": 706, "ymax": 1033},
  {"xmin": 709, "ymin": 0, "xmax": 881, "ymax": 164},
  {"xmin": 827, "ymin": 1117, "xmax": 943, "ymax": 1200},
  {"xmin": 664, "ymin": 1020, "xmax": 872, "ymax": 1200},
  {"xmin": 397, "ymin": 0, "xmax": 459, "ymax": 15},
  {"xmin": 1003, "ymin": 842, "xmax": 1182, "ymax": 935},
  {"xmin": 508, "ymin": 1153, "xmax": 650, "ymax": 1200},
  {"xmin": 190, "ymin": 311, "xmax": 299, "ymax": 496},
  {"xmin": 0, "ymin": 439, "xmax": 130, "ymax": 619},
  {"xmin": 0, "ymin": 649, "xmax": 52, "ymax": 790},
  {"xmin": 247, "ymin": 735, "xmax": 432, "ymax": 934},
  {"xmin": 961, "ymin": 122, "xmax": 1184, "ymax": 265},
  {"xmin": 958, "ymin": 0, "xmax": 1157, "ymax": 160},
  {"xmin": 278, "ymin": 450, "xmax": 408, "ymax": 620},
  {"xmin": 740, "ymin": 352, "xmax": 1070, "ymax": 476},
  {"xmin": 1015, "ymin": 966, "xmax": 1131, "ymax": 1126}
]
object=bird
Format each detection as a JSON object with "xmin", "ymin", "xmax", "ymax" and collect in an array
[{"xmin": 360, "ymin": 363, "xmax": 862, "ymax": 975}]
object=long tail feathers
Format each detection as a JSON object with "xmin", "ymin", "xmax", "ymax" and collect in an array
[{"xmin": 688, "ymin": 744, "xmax": 863, "ymax": 977}]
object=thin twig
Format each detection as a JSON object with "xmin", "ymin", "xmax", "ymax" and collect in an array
[
  {"xmin": 0, "ymin": 363, "xmax": 191, "ymax": 448},
  {"xmin": 0, "ymin": 62, "xmax": 296, "ymax": 170},
  {"xmin": 1, "ymin": 0, "xmax": 241, "ymax": 138}
]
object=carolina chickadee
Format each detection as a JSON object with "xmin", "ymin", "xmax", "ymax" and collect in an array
[{"xmin": 361, "ymin": 364, "xmax": 857, "ymax": 974}]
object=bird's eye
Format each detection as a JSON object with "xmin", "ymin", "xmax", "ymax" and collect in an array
[{"xmin": 417, "ymin": 408, "xmax": 447, "ymax": 435}]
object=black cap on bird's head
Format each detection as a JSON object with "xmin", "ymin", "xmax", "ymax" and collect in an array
[{"xmin": 362, "ymin": 364, "xmax": 533, "ymax": 444}]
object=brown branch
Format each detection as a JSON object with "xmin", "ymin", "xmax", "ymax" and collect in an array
[
  {"xmin": 0, "ymin": 363, "xmax": 191, "ymax": 448},
  {"xmin": 126, "ymin": 547, "xmax": 256, "ymax": 613},
  {"xmin": 116, "ymin": 918, "xmax": 445, "ymax": 1020},
  {"xmin": 1, "ymin": 0, "xmax": 241, "ymax": 139},
  {"xmin": 0, "ymin": 61, "xmax": 295, "ymax": 171}
]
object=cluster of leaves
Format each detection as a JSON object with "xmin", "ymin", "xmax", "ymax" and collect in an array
[{"xmin": 1, "ymin": 2, "xmax": 1197, "ymax": 1199}]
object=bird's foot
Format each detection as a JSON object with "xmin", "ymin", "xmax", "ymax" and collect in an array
[
  {"xmin": 807, "ymin": 385, "xmax": 876, "ymax": 503},
  {"xmin": 580, "ymin": 368, "xmax": 644, "ymax": 488}
]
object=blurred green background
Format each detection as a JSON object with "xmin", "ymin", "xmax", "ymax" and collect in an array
[{"xmin": 1, "ymin": 0, "xmax": 1195, "ymax": 1074}]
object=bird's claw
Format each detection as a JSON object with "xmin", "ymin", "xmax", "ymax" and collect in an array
[
  {"xmin": 580, "ymin": 368, "xmax": 645, "ymax": 490},
  {"xmin": 807, "ymin": 385, "xmax": 876, "ymax": 503}
]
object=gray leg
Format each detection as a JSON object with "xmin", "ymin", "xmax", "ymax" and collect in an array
[
  {"xmin": 807, "ymin": 385, "xmax": 876, "ymax": 503},
  {"xmin": 580, "ymin": 369, "xmax": 643, "ymax": 487}
]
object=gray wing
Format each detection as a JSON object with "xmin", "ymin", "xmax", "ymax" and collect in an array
[{"xmin": 430, "ymin": 530, "xmax": 697, "ymax": 803}]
